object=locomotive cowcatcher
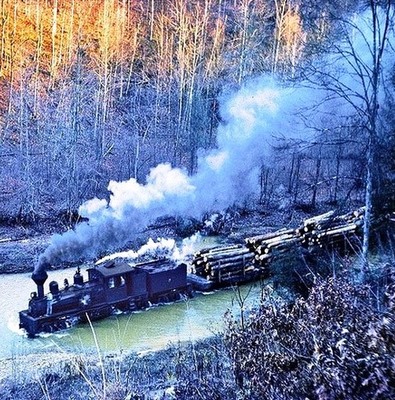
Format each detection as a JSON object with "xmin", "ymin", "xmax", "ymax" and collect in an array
[{"xmin": 19, "ymin": 259, "xmax": 190, "ymax": 337}]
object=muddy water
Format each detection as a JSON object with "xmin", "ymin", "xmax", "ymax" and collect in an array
[{"xmin": 0, "ymin": 268, "xmax": 264, "ymax": 359}]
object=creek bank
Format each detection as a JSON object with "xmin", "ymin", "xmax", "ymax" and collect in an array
[
  {"xmin": 0, "ymin": 336, "xmax": 234, "ymax": 400},
  {"xmin": 0, "ymin": 207, "xmax": 312, "ymax": 275}
]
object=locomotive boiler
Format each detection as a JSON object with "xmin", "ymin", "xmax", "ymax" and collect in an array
[{"xmin": 19, "ymin": 259, "xmax": 191, "ymax": 337}]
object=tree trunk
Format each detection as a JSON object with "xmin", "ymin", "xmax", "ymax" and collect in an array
[{"xmin": 311, "ymin": 151, "xmax": 322, "ymax": 208}]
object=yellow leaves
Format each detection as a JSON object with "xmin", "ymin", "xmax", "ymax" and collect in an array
[
  {"xmin": 95, "ymin": 0, "xmax": 128, "ymax": 63},
  {"xmin": 283, "ymin": 7, "xmax": 302, "ymax": 42},
  {"xmin": 272, "ymin": 0, "xmax": 305, "ymax": 74},
  {"xmin": 150, "ymin": 0, "xmax": 224, "ymax": 85},
  {"xmin": 0, "ymin": 0, "xmax": 145, "ymax": 85}
]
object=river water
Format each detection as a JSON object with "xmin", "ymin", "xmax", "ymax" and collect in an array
[{"xmin": 0, "ymin": 268, "xmax": 264, "ymax": 359}]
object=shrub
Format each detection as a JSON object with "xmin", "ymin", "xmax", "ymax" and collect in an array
[{"xmin": 224, "ymin": 272, "xmax": 395, "ymax": 399}]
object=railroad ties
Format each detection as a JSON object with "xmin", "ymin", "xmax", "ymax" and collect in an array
[{"xmin": 191, "ymin": 208, "xmax": 365, "ymax": 285}]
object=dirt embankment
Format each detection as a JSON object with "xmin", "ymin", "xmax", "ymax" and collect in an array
[{"xmin": 0, "ymin": 227, "xmax": 51, "ymax": 274}]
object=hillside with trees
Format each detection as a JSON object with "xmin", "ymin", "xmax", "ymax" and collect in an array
[
  {"xmin": 1, "ymin": 0, "xmax": 393, "ymax": 224},
  {"xmin": 0, "ymin": 1, "xmax": 395, "ymax": 398}
]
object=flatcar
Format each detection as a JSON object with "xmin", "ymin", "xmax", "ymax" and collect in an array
[{"xmin": 19, "ymin": 259, "xmax": 191, "ymax": 337}]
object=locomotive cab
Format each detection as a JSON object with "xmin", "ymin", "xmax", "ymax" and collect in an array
[{"xmin": 88, "ymin": 261, "xmax": 148, "ymax": 305}]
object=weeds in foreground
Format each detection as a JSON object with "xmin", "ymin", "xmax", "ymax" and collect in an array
[
  {"xmin": 224, "ymin": 265, "xmax": 395, "ymax": 400},
  {"xmin": 2, "ymin": 251, "xmax": 394, "ymax": 399}
]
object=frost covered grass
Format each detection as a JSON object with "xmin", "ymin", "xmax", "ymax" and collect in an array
[{"xmin": 0, "ymin": 336, "xmax": 235, "ymax": 400}]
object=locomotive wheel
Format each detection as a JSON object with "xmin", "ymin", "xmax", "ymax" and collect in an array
[
  {"xmin": 41, "ymin": 322, "xmax": 54, "ymax": 333},
  {"xmin": 140, "ymin": 301, "xmax": 149, "ymax": 309},
  {"xmin": 159, "ymin": 295, "xmax": 169, "ymax": 303}
]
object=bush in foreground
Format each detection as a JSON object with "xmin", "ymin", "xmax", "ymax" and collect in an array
[{"xmin": 224, "ymin": 270, "xmax": 395, "ymax": 399}]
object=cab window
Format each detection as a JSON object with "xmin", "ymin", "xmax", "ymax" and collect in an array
[{"xmin": 108, "ymin": 275, "xmax": 125, "ymax": 288}]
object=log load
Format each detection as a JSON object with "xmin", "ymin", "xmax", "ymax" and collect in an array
[
  {"xmin": 191, "ymin": 208, "xmax": 365, "ymax": 287},
  {"xmin": 244, "ymin": 228, "xmax": 302, "ymax": 266},
  {"xmin": 245, "ymin": 228, "xmax": 295, "ymax": 250},
  {"xmin": 191, "ymin": 244, "xmax": 264, "ymax": 284},
  {"xmin": 299, "ymin": 208, "xmax": 364, "ymax": 248}
]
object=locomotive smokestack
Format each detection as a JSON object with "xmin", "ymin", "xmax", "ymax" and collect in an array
[{"xmin": 31, "ymin": 270, "xmax": 48, "ymax": 298}]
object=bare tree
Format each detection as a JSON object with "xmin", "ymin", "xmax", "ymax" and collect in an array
[
  {"xmin": 305, "ymin": 1, "xmax": 394, "ymax": 275},
  {"xmin": 272, "ymin": 0, "xmax": 305, "ymax": 76}
]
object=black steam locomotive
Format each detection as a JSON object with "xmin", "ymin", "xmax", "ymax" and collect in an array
[{"xmin": 19, "ymin": 259, "xmax": 195, "ymax": 337}]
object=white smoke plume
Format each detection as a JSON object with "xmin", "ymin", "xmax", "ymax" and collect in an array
[
  {"xmin": 36, "ymin": 6, "xmax": 394, "ymax": 272},
  {"xmin": 96, "ymin": 237, "xmax": 179, "ymax": 264},
  {"xmin": 96, "ymin": 233, "xmax": 202, "ymax": 267},
  {"xmin": 37, "ymin": 77, "xmax": 310, "ymax": 272}
]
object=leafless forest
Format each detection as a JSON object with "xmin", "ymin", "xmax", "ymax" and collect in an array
[
  {"xmin": 0, "ymin": 0, "xmax": 393, "ymax": 224},
  {"xmin": 0, "ymin": 2, "xmax": 395, "ymax": 399}
]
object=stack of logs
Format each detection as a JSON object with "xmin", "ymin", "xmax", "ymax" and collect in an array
[
  {"xmin": 299, "ymin": 207, "xmax": 365, "ymax": 248},
  {"xmin": 191, "ymin": 244, "xmax": 261, "ymax": 284},
  {"xmin": 245, "ymin": 228, "xmax": 300, "ymax": 264},
  {"xmin": 191, "ymin": 208, "xmax": 365, "ymax": 284}
]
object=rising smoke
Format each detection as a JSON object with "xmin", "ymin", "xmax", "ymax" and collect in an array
[
  {"xmin": 96, "ymin": 234, "xmax": 201, "ymax": 266},
  {"xmin": 36, "ymin": 77, "xmax": 310, "ymax": 273},
  {"xmin": 35, "ymin": 7, "xmax": 394, "ymax": 273}
]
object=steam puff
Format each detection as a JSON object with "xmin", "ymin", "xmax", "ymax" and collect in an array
[
  {"xmin": 79, "ymin": 164, "xmax": 195, "ymax": 221},
  {"xmin": 35, "ymin": 164, "xmax": 196, "ymax": 272},
  {"xmin": 96, "ymin": 234, "xmax": 201, "ymax": 265},
  {"xmin": 35, "ymin": 79, "xmax": 298, "ymax": 272}
]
